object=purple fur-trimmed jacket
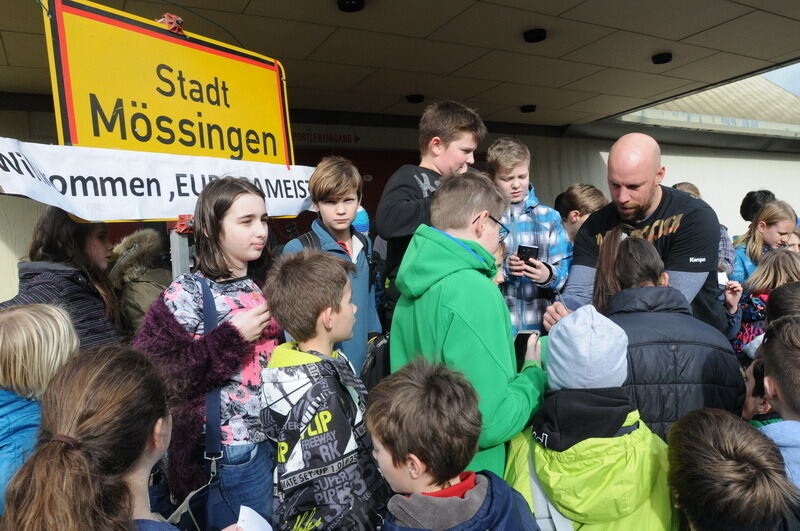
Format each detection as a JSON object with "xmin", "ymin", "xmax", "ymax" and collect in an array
[{"xmin": 133, "ymin": 297, "xmax": 253, "ymax": 499}]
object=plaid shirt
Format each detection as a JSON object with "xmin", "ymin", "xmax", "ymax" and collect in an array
[
  {"xmin": 718, "ymin": 224, "xmax": 734, "ymax": 275},
  {"xmin": 500, "ymin": 190, "xmax": 572, "ymax": 334}
]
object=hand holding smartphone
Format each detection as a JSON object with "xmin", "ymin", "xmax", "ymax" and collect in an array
[
  {"xmin": 517, "ymin": 244, "xmax": 539, "ymax": 264},
  {"xmin": 514, "ymin": 330, "xmax": 540, "ymax": 371}
]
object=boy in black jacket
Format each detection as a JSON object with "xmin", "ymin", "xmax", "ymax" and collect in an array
[{"xmin": 375, "ymin": 101, "xmax": 486, "ymax": 326}]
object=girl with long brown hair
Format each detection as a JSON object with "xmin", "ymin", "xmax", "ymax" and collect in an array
[
  {"xmin": 1, "ymin": 345, "xmax": 174, "ymax": 531},
  {"xmin": 133, "ymin": 177, "xmax": 280, "ymax": 525},
  {"xmin": 0, "ymin": 207, "xmax": 118, "ymax": 348}
]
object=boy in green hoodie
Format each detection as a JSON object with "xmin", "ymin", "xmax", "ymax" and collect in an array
[
  {"xmin": 390, "ymin": 169, "xmax": 547, "ymax": 477},
  {"xmin": 260, "ymin": 250, "xmax": 389, "ymax": 530}
]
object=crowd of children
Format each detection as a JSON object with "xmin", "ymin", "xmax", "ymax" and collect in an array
[{"xmin": 1, "ymin": 98, "xmax": 800, "ymax": 531}]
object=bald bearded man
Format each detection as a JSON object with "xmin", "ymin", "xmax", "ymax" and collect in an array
[{"xmin": 548, "ymin": 133, "xmax": 726, "ymax": 332}]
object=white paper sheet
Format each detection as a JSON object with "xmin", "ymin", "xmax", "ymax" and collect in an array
[{"xmin": 236, "ymin": 506, "xmax": 273, "ymax": 531}]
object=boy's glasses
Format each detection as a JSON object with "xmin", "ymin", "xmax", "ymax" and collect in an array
[{"xmin": 472, "ymin": 214, "xmax": 510, "ymax": 242}]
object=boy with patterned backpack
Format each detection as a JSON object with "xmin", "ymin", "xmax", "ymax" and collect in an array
[{"xmin": 261, "ymin": 250, "xmax": 389, "ymax": 529}]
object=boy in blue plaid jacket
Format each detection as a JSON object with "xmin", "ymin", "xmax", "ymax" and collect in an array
[{"xmin": 487, "ymin": 137, "xmax": 571, "ymax": 334}]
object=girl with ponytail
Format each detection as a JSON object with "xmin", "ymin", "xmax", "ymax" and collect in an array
[
  {"xmin": 592, "ymin": 226, "xmax": 743, "ymax": 439},
  {"xmin": 1, "ymin": 345, "xmax": 175, "ymax": 531}
]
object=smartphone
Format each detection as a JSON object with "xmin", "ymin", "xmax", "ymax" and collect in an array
[
  {"xmin": 517, "ymin": 244, "xmax": 539, "ymax": 263},
  {"xmin": 514, "ymin": 330, "xmax": 538, "ymax": 371}
]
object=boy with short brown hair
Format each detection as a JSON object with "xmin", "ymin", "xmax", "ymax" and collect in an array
[
  {"xmin": 260, "ymin": 249, "xmax": 389, "ymax": 530},
  {"xmin": 366, "ymin": 359, "xmax": 537, "ymax": 530},
  {"xmin": 668, "ymin": 408, "xmax": 800, "ymax": 531},
  {"xmin": 376, "ymin": 101, "xmax": 486, "ymax": 325},
  {"xmin": 307, "ymin": 155, "xmax": 363, "ymax": 203},
  {"xmin": 282, "ymin": 155, "xmax": 381, "ymax": 371}
]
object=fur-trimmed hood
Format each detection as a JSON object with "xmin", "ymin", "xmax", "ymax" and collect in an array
[{"xmin": 109, "ymin": 229, "xmax": 167, "ymax": 289}]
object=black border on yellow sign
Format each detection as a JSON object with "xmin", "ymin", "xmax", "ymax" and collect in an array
[{"xmin": 43, "ymin": 0, "xmax": 295, "ymax": 165}]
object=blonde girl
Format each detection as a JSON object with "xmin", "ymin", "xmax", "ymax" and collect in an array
[
  {"xmin": 732, "ymin": 200, "xmax": 797, "ymax": 283},
  {"xmin": 0, "ymin": 304, "xmax": 78, "ymax": 515},
  {"xmin": 732, "ymin": 249, "xmax": 800, "ymax": 362}
]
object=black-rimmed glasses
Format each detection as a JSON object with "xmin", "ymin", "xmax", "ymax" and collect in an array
[{"xmin": 472, "ymin": 214, "xmax": 510, "ymax": 242}]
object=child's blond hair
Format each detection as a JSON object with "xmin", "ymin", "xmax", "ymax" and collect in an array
[
  {"xmin": 0, "ymin": 304, "xmax": 79, "ymax": 399},
  {"xmin": 744, "ymin": 249, "xmax": 800, "ymax": 296},
  {"xmin": 736, "ymin": 200, "xmax": 797, "ymax": 264},
  {"xmin": 486, "ymin": 137, "xmax": 530, "ymax": 176}
]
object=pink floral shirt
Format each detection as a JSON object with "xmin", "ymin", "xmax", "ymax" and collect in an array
[{"xmin": 163, "ymin": 273, "xmax": 280, "ymax": 445}]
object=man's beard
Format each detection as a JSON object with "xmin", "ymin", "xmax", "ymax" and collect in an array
[{"xmin": 616, "ymin": 203, "xmax": 648, "ymax": 222}]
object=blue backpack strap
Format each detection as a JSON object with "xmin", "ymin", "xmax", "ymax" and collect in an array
[
  {"xmin": 195, "ymin": 275, "xmax": 223, "ymax": 462},
  {"xmin": 197, "ymin": 275, "xmax": 219, "ymax": 335}
]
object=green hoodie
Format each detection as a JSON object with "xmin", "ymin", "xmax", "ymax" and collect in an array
[
  {"xmin": 390, "ymin": 224, "xmax": 547, "ymax": 476},
  {"xmin": 505, "ymin": 412, "xmax": 678, "ymax": 530}
]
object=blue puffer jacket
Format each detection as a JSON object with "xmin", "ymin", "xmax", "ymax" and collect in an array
[
  {"xmin": 382, "ymin": 471, "xmax": 539, "ymax": 531},
  {"xmin": 0, "ymin": 389, "xmax": 40, "ymax": 515}
]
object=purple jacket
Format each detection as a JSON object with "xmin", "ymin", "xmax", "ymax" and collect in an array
[{"xmin": 133, "ymin": 297, "xmax": 252, "ymax": 498}]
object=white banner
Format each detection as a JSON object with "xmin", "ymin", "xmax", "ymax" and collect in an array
[{"xmin": 0, "ymin": 137, "xmax": 314, "ymax": 221}]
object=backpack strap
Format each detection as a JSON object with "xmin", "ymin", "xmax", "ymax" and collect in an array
[
  {"xmin": 529, "ymin": 447, "xmax": 573, "ymax": 531},
  {"xmin": 353, "ymin": 231, "xmax": 377, "ymax": 288},
  {"xmin": 353, "ymin": 231, "xmax": 369, "ymax": 250},
  {"xmin": 194, "ymin": 275, "xmax": 223, "ymax": 463},
  {"xmin": 297, "ymin": 229, "xmax": 376, "ymax": 287}
]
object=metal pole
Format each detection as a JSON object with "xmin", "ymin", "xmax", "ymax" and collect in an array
[{"xmin": 170, "ymin": 229, "xmax": 191, "ymax": 278}]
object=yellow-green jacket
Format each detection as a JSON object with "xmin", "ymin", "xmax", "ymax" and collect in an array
[{"xmin": 505, "ymin": 410, "xmax": 678, "ymax": 530}]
